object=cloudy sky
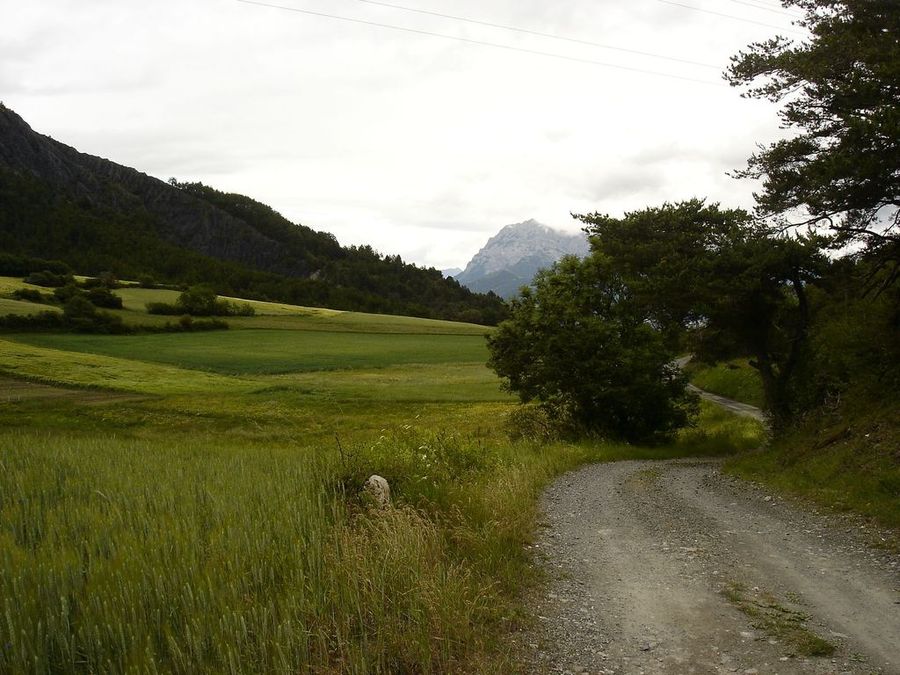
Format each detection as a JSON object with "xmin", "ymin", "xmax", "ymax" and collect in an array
[{"xmin": 1, "ymin": 0, "xmax": 805, "ymax": 269}]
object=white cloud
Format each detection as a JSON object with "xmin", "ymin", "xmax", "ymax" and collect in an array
[{"xmin": 1, "ymin": 0, "xmax": 801, "ymax": 269}]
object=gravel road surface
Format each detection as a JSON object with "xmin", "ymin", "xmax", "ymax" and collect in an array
[{"xmin": 518, "ymin": 458, "xmax": 900, "ymax": 674}]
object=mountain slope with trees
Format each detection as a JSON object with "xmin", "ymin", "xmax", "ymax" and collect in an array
[{"xmin": 0, "ymin": 105, "xmax": 506, "ymax": 323}]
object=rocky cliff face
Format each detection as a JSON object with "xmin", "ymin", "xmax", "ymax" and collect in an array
[{"xmin": 456, "ymin": 220, "xmax": 590, "ymax": 298}]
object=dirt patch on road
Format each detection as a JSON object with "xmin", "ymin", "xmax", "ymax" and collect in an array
[{"xmin": 517, "ymin": 459, "xmax": 899, "ymax": 674}]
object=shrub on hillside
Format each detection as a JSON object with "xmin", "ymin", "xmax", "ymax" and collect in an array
[
  {"xmin": 24, "ymin": 270, "xmax": 74, "ymax": 287},
  {"xmin": 51, "ymin": 284, "xmax": 123, "ymax": 310},
  {"xmin": 81, "ymin": 272, "xmax": 120, "ymax": 289},
  {"xmin": 168, "ymin": 315, "xmax": 229, "ymax": 332},
  {"xmin": 147, "ymin": 285, "xmax": 255, "ymax": 317},
  {"xmin": 0, "ymin": 301, "xmax": 126, "ymax": 334},
  {"xmin": 11, "ymin": 288, "xmax": 53, "ymax": 304},
  {"xmin": 86, "ymin": 287, "xmax": 123, "ymax": 309},
  {"xmin": 52, "ymin": 284, "xmax": 82, "ymax": 303},
  {"xmin": 62, "ymin": 296, "xmax": 128, "ymax": 334}
]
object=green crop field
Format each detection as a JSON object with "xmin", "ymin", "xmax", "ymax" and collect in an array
[
  {"xmin": 0, "ymin": 287, "xmax": 766, "ymax": 673},
  {"xmin": 12, "ymin": 329, "xmax": 491, "ymax": 375}
]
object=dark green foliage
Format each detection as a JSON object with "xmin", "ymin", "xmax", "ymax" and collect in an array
[
  {"xmin": 11, "ymin": 288, "xmax": 52, "ymax": 304},
  {"xmin": 0, "ymin": 300, "xmax": 127, "ymax": 334},
  {"xmin": 0, "ymin": 254, "xmax": 71, "ymax": 277},
  {"xmin": 52, "ymin": 284, "xmax": 82, "ymax": 304},
  {"xmin": 81, "ymin": 272, "xmax": 120, "ymax": 289},
  {"xmin": 727, "ymin": 0, "xmax": 900, "ymax": 262},
  {"xmin": 23, "ymin": 270, "xmax": 74, "ymax": 287},
  {"xmin": 145, "ymin": 302, "xmax": 180, "ymax": 315},
  {"xmin": 167, "ymin": 315, "xmax": 230, "ymax": 332},
  {"xmin": 147, "ymin": 285, "xmax": 255, "ymax": 317},
  {"xmin": 173, "ymin": 285, "xmax": 221, "ymax": 315},
  {"xmin": 788, "ymin": 255, "xmax": 900, "ymax": 411},
  {"xmin": 487, "ymin": 255, "xmax": 697, "ymax": 443},
  {"xmin": 578, "ymin": 200, "xmax": 827, "ymax": 427},
  {"xmin": 63, "ymin": 295, "xmax": 98, "ymax": 320},
  {"xmin": 85, "ymin": 287, "xmax": 123, "ymax": 309},
  {"xmin": 0, "ymin": 311, "xmax": 66, "ymax": 331}
]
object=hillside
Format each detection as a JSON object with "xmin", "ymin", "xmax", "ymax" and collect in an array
[
  {"xmin": 456, "ymin": 220, "xmax": 589, "ymax": 298},
  {"xmin": 0, "ymin": 104, "xmax": 505, "ymax": 324}
]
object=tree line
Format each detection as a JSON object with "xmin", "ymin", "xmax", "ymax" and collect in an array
[{"xmin": 0, "ymin": 172, "xmax": 507, "ymax": 326}]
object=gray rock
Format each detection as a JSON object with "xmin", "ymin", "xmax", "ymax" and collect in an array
[{"xmin": 362, "ymin": 475, "xmax": 391, "ymax": 508}]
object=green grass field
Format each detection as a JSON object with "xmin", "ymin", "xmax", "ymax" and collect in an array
[
  {"xmin": 0, "ymin": 284, "xmax": 767, "ymax": 673},
  {"xmin": 12, "ymin": 329, "xmax": 491, "ymax": 374},
  {"xmin": 0, "ymin": 275, "xmax": 492, "ymax": 334}
]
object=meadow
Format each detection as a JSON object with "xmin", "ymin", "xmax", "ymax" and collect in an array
[{"xmin": 0, "ymin": 280, "xmax": 766, "ymax": 673}]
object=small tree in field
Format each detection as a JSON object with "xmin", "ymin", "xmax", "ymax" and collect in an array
[
  {"xmin": 176, "ymin": 285, "xmax": 220, "ymax": 315},
  {"xmin": 487, "ymin": 255, "xmax": 696, "ymax": 443}
]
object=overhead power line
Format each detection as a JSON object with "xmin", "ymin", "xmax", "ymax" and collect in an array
[
  {"xmin": 656, "ymin": 0, "xmax": 806, "ymax": 34},
  {"xmin": 342, "ymin": 0, "xmax": 719, "ymax": 70},
  {"xmin": 236, "ymin": 0, "xmax": 725, "ymax": 86},
  {"xmin": 724, "ymin": 0, "xmax": 803, "ymax": 18}
]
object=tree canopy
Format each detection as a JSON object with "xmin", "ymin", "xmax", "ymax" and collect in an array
[
  {"xmin": 487, "ymin": 254, "xmax": 696, "ymax": 443},
  {"xmin": 578, "ymin": 200, "xmax": 827, "ymax": 427},
  {"xmin": 726, "ymin": 0, "xmax": 900, "ymax": 265}
]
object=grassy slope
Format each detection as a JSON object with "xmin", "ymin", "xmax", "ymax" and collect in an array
[
  {"xmin": 11, "ymin": 330, "xmax": 490, "ymax": 375},
  {"xmin": 0, "ymin": 292, "xmax": 766, "ymax": 673},
  {"xmin": 0, "ymin": 277, "xmax": 492, "ymax": 334},
  {"xmin": 726, "ymin": 392, "xmax": 900, "ymax": 529},
  {"xmin": 687, "ymin": 357, "xmax": 899, "ymax": 531},
  {"xmin": 686, "ymin": 358, "xmax": 765, "ymax": 408}
]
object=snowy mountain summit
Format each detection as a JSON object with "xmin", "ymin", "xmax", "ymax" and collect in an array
[{"xmin": 455, "ymin": 219, "xmax": 590, "ymax": 298}]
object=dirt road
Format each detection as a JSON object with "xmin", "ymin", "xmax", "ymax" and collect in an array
[{"xmin": 520, "ymin": 458, "xmax": 900, "ymax": 674}]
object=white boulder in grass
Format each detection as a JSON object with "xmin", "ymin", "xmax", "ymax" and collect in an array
[{"xmin": 362, "ymin": 475, "xmax": 391, "ymax": 508}]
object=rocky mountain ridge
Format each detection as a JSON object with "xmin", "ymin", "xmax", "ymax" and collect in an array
[{"xmin": 456, "ymin": 219, "xmax": 590, "ymax": 298}]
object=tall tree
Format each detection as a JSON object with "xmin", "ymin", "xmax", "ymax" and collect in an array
[
  {"xmin": 726, "ymin": 0, "xmax": 900, "ymax": 271},
  {"xmin": 579, "ymin": 200, "xmax": 827, "ymax": 427}
]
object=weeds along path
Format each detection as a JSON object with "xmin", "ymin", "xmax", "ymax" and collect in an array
[{"xmin": 521, "ymin": 458, "xmax": 900, "ymax": 674}]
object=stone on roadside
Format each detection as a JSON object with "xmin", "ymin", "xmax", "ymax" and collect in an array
[{"xmin": 362, "ymin": 475, "xmax": 391, "ymax": 508}]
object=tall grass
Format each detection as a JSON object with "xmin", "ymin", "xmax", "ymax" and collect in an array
[
  {"xmin": 0, "ymin": 399, "xmax": 765, "ymax": 674},
  {"xmin": 0, "ymin": 429, "xmax": 512, "ymax": 673}
]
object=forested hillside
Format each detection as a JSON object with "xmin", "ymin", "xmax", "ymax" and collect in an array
[{"xmin": 0, "ymin": 105, "xmax": 506, "ymax": 323}]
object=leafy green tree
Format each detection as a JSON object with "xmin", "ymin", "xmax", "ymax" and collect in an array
[
  {"xmin": 727, "ymin": 0, "xmax": 899, "ymax": 266},
  {"xmin": 578, "ymin": 200, "xmax": 828, "ymax": 427},
  {"xmin": 487, "ymin": 254, "xmax": 696, "ymax": 443},
  {"xmin": 176, "ymin": 285, "xmax": 220, "ymax": 315},
  {"xmin": 62, "ymin": 295, "xmax": 97, "ymax": 321},
  {"xmin": 86, "ymin": 287, "xmax": 123, "ymax": 309}
]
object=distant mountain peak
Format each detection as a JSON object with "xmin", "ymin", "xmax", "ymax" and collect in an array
[{"xmin": 455, "ymin": 220, "xmax": 589, "ymax": 298}]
